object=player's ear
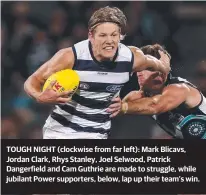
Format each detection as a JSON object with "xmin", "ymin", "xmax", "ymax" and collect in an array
[{"xmin": 88, "ymin": 31, "xmax": 93, "ymax": 42}]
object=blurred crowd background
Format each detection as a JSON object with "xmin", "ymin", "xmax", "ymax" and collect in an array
[{"xmin": 1, "ymin": 1, "xmax": 206, "ymax": 139}]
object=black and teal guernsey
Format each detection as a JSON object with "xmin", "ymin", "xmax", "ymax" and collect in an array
[{"xmin": 153, "ymin": 76, "xmax": 206, "ymax": 139}]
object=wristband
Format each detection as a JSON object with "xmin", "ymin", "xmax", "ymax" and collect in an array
[{"xmin": 122, "ymin": 102, "xmax": 128, "ymax": 114}]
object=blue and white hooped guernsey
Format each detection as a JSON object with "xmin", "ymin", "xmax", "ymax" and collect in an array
[{"xmin": 43, "ymin": 39, "xmax": 134, "ymax": 139}]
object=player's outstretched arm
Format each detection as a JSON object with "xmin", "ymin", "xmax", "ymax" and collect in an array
[
  {"xmin": 24, "ymin": 48, "xmax": 75, "ymax": 104},
  {"xmin": 129, "ymin": 46, "xmax": 171, "ymax": 74},
  {"xmin": 121, "ymin": 84, "xmax": 189, "ymax": 115}
]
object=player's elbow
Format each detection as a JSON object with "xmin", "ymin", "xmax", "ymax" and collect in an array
[
  {"xmin": 148, "ymin": 106, "xmax": 160, "ymax": 115},
  {"xmin": 24, "ymin": 77, "xmax": 30, "ymax": 94},
  {"xmin": 24, "ymin": 74, "xmax": 37, "ymax": 94},
  {"xmin": 24, "ymin": 77, "xmax": 31, "ymax": 95},
  {"xmin": 152, "ymin": 99, "xmax": 177, "ymax": 114},
  {"xmin": 150, "ymin": 103, "xmax": 165, "ymax": 115}
]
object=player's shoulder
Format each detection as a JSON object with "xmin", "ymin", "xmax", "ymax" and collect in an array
[
  {"xmin": 74, "ymin": 39, "xmax": 89, "ymax": 48},
  {"xmin": 127, "ymin": 46, "xmax": 145, "ymax": 62},
  {"xmin": 164, "ymin": 82, "xmax": 190, "ymax": 94},
  {"xmin": 117, "ymin": 43, "xmax": 134, "ymax": 62},
  {"xmin": 169, "ymin": 76, "xmax": 189, "ymax": 84},
  {"xmin": 168, "ymin": 76, "xmax": 198, "ymax": 89},
  {"xmin": 128, "ymin": 46, "xmax": 143, "ymax": 55},
  {"xmin": 73, "ymin": 39, "xmax": 91, "ymax": 60},
  {"xmin": 55, "ymin": 47, "xmax": 74, "ymax": 59}
]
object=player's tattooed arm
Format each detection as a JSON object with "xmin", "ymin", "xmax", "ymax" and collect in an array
[
  {"xmin": 129, "ymin": 46, "xmax": 171, "ymax": 75},
  {"xmin": 122, "ymin": 84, "xmax": 189, "ymax": 115}
]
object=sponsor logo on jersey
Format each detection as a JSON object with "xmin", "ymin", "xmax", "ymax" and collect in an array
[
  {"xmin": 79, "ymin": 83, "xmax": 90, "ymax": 90},
  {"xmin": 97, "ymin": 72, "xmax": 108, "ymax": 75},
  {"xmin": 188, "ymin": 121, "xmax": 205, "ymax": 137},
  {"xmin": 106, "ymin": 85, "xmax": 123, "ymax": 93}
]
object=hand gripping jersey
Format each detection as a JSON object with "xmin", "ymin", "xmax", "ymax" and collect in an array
[
  {"xmin": 152, "ymin": 76, "xmax": 206, "ymax": 139},
  {"xmin": 44, "ymin": 39, "xmax": 134, "ymax": 138}
]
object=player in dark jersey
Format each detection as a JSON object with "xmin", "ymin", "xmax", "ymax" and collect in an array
[{"xmin": 117, "ymin": 44, "xmax": 206, "ymax": 139}]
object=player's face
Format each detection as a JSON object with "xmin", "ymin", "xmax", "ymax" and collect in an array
[
  {"xmin": 89, "ymin": 23, "xmax": 120, "ymax": 61},
  {"xmin": 137, "ymin": 70, "xmax": 167, "ymax": 90}
]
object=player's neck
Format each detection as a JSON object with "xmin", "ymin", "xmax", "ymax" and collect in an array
[{"xmin": 96, "ymin": 55, "xmax": 112, "ymax": 62}]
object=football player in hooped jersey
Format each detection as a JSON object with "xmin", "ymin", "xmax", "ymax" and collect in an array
[
  {"xmin": 119, "ymin": 44, "xmax": 206, "ymax": 139},
  {"xmin": 24, "ymin": 6, "xmax": 170, "ymax": 139}
]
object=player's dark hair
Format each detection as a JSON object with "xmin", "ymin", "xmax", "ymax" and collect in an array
[
  {"xmin": 140, "ymin": 44, "xmax": 171, "ymax": 60},
  {"xmin": 88, "ymin": 6, "xmax": 127, "ymax": 38}
]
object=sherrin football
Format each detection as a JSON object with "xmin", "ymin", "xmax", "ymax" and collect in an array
[{"xmin": 43, "ymin": 69, "xmax": 80, "ymax": 94}]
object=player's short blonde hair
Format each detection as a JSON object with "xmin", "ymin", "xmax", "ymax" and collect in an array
[{"xmin": 88, "ymin": 6, "xmax": 127, "ymax": 40}]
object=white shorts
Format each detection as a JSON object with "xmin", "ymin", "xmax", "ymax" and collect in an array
[{"xmin": 43, "ymin": 116, "xmax": 108, "ymax": 139}]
